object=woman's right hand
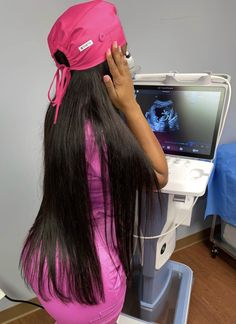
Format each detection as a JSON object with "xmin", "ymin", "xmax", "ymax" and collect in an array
[
  {"xmin": 103, "ymin": 42, "xmax": 139, "ymax": 114},
  {"xmin": 104, "ymin": 42, "xmax": 168, "ymax": 188}
]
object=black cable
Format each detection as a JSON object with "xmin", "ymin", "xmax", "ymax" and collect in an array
[{"xmin": 5, "ymin": 295, "xmax": 44, "ymax": 309}]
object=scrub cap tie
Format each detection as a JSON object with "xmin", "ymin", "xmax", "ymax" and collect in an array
[{"xmin": 48, "ymin": 65, "xmax": 71, "ymax": 124}]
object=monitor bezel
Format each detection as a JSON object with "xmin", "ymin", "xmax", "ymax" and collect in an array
[{"xmin": 134, "ymin": 84, "xmax": 226, "ymax": 160}]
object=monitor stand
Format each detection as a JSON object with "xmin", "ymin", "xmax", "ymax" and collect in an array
[{"xmin": 118, "ymin": 154, "xmax": 212, "ymax": 324}]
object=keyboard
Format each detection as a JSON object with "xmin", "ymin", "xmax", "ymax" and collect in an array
[{"xmin": 161, "ymin": 156, "xmax": 214, "ymax": 196}]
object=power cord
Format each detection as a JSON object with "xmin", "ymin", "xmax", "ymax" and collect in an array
[{"xmin": 0, "ymin": 288, "xmax": 44, "ymax": 309}]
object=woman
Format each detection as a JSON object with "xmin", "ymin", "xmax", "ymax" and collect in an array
[{"xmin": 20, "ymin": 1, "xmax": 168, "ymax": 323}]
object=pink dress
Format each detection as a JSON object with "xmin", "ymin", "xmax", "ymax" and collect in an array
[{"xmin": 32, "ymin": 123, "xmax": 126, "ymax": 324}]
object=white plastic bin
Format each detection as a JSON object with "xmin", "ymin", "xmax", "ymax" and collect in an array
[{"xmin": 221, "ymin": 220, "xmax": 236, "ymax": 249}]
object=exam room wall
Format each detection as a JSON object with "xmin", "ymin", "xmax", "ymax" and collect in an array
[
  {"xmin": 112, "ymin": 0, "xmax": 236, "ymax": 143},
  {"xmin": 0, "ymin": 0, "xmax": 235, "ymax": 312}
]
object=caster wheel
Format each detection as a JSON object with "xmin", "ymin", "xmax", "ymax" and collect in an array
[{"xmin": 211, "ymin": 245, "xmax": 219, "ymax": 258}]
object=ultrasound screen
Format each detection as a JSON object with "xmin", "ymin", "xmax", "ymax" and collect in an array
[{"xmin": 135, "ymin": 85, "xmax": 225, "ymax": 159}]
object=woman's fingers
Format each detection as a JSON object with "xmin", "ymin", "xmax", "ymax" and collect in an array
[
  {"xmin": 107, "ymin": 42, "xmax": 126, "ymax": 79},
  {"xmin": 111, "ymin": 43, "xmax": 126, "ymax": 74},
  {"xmin": 103, "ymin": 75, "xmax": 117, "ymax": 101},
  {"xmin": 104, "ymin": 41, "xmax": 135, "ymax": 112},
  {"xmin": 106, "ymin": 49, "xmax": 120, "ymax": 80}
]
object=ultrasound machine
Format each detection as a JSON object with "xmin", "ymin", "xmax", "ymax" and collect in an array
[{"xmin": 119, "ymin": 72, "xmax": 231, "ymax": 324}]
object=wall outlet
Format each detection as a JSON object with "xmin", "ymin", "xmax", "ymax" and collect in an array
[{"xmin": 0, "ymin": 288, "xmax": 6, "ymax": 300}]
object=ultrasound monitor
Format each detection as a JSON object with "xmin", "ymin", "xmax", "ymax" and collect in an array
[{"xmin": 135, "ymin": 85, "xmax": 226, "ymax": 160}]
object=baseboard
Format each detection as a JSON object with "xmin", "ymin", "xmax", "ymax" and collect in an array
[
  {"xmin": 174, "ymin": 227, "xmax": 211, "ymax": 252},
  {"xmin": 0, "ymin": 228, "xmax": 213, "ymax": 322},
  {"xmin": 0, "ymin": 298, "xmax": 40, "ymax": 323}
]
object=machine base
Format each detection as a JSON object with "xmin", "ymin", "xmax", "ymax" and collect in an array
[{"xmin": 120, "ymin": 260, "xmax": 193, "ymax": 324}]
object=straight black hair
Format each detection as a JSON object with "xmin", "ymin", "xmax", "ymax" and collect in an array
[{"xmin": 20, "ymin": 50, "xmax": 160, "ymax": 305}]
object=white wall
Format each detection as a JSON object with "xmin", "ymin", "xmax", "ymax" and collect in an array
[
  {"xmin": 113, "ymin": 0, "xmax": 236, "ymax": 144},
  {"xmin": 0, "ymin": 0, "xmax": 79, "ymax": 312},
  {"xmin": 0, "ymin": 0, "xmax": 235, "ymax": 312}
]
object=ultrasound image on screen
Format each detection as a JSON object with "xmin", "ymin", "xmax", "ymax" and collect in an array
[
  {"xmin": 145, "ymin": 99, "xmax": 180, "ymax": 132},
  {"xmin": 135, "ymin": 85, "xmax": 225, "ymax": 159}
]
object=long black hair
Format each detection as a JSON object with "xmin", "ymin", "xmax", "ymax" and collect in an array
[{"xmin": 20, "ymin": 50, "xmax": 159, "ymax": 305}]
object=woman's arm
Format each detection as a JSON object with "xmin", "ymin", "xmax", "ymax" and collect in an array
[
  {"xmin": 124, "ymin": 104, "xmax": 168, "ymax": 188},
  {"xmin": 103, "ymin": 42, "xmax": 168, "ymax": 188}
]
